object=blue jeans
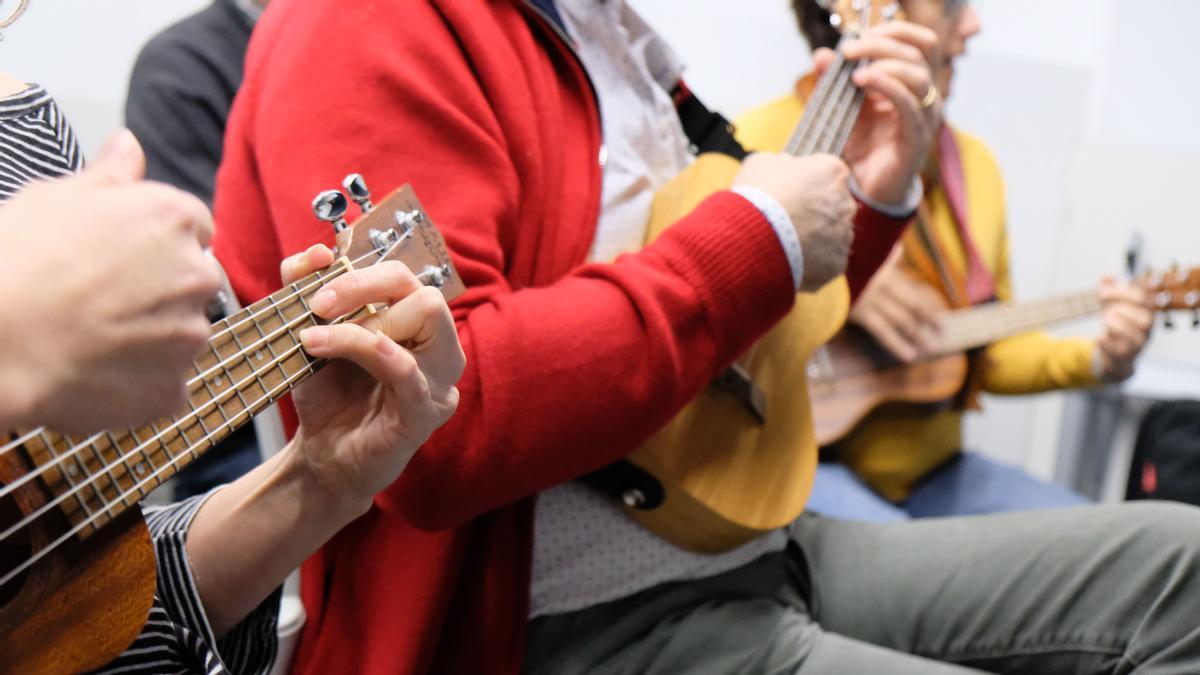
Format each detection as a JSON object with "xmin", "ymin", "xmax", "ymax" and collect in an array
[{"xmin": 806, "ymin": 452, "xmax": 1089, "ymax": 522}]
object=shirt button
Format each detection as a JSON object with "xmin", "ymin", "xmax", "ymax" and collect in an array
[{"xmin": 598, "ymin": 144, "xmax": 608, "ymax": 168}]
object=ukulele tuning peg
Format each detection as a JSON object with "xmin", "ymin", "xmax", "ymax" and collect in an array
[
  {"xmin": 311, "ymin": 190, "xmax": 350, "ymax": 233},
  {"xmin": 343, "ymin": 173, "xmax": 373, "ymax": 214},
  {"xmin": 1163, "ymin": 313, "xmax": 1175, "ymax": 330},
  {"xmin": 393, "ymin": 209, "xmax": 424, "ymax": 236},
  {"xmin": 1192, "ymin": 310, "xmax": 1200, "ymax": 329}
]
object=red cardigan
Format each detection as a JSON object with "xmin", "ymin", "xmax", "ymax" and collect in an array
[{"xmin": 212, "ymin": 1, "xmax": 905, "ymax": 672}]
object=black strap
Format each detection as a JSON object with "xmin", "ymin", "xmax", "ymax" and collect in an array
[
  {"xmin": 671, "ymin": 84, "xmax": 748, "ymax": 160},
  {"xmin": 577, "ymin": 460, "xmax": 664, "ymax": 510}
]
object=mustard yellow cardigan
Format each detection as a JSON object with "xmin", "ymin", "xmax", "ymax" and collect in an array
[{"xmin": 735, "ymin": 92, "xmax": 1099, "ymax": 501}]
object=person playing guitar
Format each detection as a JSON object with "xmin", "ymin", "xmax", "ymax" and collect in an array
[
  {"xmin": 216, "ymin": 1, "xmax": 1200, "ymax": 674},
  {"xmin": 736, "ymin": 0, "xmax": 1155, "ymax": 519},
  {"xmin": 0, "ymin": 58, "xmax": 465, "ymax": 672}
]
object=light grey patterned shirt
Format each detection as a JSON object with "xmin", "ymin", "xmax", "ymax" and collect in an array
[{"xmin": 529, "ymin": 0, "xmax": 791, "ymax": 619}]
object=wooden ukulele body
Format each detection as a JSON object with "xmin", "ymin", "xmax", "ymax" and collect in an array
[
  {"xmin": 0, "ymin": 448, "xmax": 155, "ymax": 675},
  {"xmin": 809, "ymin": 328, "xmax": 968, "ymax": 448},
  {"xmin": 623, "ymin": 153, "xmax": 848, "ymax": 553}
]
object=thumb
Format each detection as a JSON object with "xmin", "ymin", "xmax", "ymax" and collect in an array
[{"xmin": 82, "ymin": 129, "xmax": 146, "ymax": 186}]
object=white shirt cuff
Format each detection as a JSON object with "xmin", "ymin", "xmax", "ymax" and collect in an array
[
  {"xmin": 848, "ymin": 174, "xmax": 923, "ymax": 218},
  {"xmin": 731, "ymin": 186, "xmax": 804, "ymax": 291}
]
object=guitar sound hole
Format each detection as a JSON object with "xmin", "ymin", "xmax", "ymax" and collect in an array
[{"xmin": 0, "ymin": 484, "xmax": 31, "ymax": 607}]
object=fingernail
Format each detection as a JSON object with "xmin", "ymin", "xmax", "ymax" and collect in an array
[
  {"xmin": 310, "ymin": 288, "xmax": 336, "ymax": 315},
  {"xmin": 300, "ymin": 326, "xmax": 329, "ymax": 351},
  {"xmin": 375, "ymin": 330, "xmax": 398, "ymax": 356}
]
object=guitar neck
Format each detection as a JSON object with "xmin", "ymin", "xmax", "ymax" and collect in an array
[
  {"xmin": 934, "ymin": 290, "xmax": 1103, "ymax": 355},
  {"xmin": 785, "ymin": 49, "xmax": 866, "ymax": 158},
  {"xmin": 24, "ymin": 264, "xmax": 340, "ymax": 537}
]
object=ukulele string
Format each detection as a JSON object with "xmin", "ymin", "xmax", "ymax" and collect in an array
[
  {"xmin": 0, "ymin": 352, "xmax": 325, "ymax": 589},
  {"xmin": 0, "ymin": 232, "xmax": 421, "ymax": 580},
  {"xmin": 0, "ymin": 244, "xmax": 386, "ymax": 464}
]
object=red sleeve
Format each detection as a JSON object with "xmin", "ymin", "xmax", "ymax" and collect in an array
[
  {"xmin": 212, "ymin": 0, "xmax": 796, "ymax": 531},
  {"xmin": 844, "ymin": 200, "xmax": 911, "ymax": 300}
]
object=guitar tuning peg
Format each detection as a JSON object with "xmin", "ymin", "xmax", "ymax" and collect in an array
[
  {"xmin": 1163, "ymin": 313, "xmax": 1175, "ymax": 330},
  {"xmin": 312, "ymin": 190, "xmax": 349, "ymax": 233},
  {"xmin": 1192, "ymin": 310, "xmax": 1199, "ymax": 329},
  {"xmin": 393, "ymin": 209, "xmax": 424, "ymax": 235},
  {"xmin": 343, "ymin": 173, "xmax": 373, "ymax": 214}
]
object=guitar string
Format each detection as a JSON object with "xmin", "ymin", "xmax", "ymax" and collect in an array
[
  {"xmin": 0, "ymin": 243, "xmax": 388, "ymax": 463},
  {"xmin": 819, "ymin": 293, "xmax": 1106, "ymax": 377},
  {"xmin": 0, "ymin": 353, "xmax": 324, "ymax": 589},
  {"xmin": 786, "ymin": 51, "xmax": 845, "ymax": 155},
  {"xmin": 0, "ymin": 229, "xmax": 421, "ymax": 548},
  {"xmin": 0, "ymin": 301, "xmax": 320, "ymax": 518},
  {"xmin": 0, "ymin": 231, "xmax": 416, "ymax": 500}
]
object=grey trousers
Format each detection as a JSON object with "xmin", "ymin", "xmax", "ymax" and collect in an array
[{"xmin": 525, "ymin": 502, "xmax": 1200, "ymax": 674}]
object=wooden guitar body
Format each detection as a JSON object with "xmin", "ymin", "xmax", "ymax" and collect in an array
[
  {"xmin": 0, "ymin": 446, "xmax": 155, "ymax": 675},
  {"xmin": 0, "ymin": 179, "xmax": 463, "ymax": 672},
  {"xmin": 623, "ymin": 153, "xmax": 848, "ymax": 552},
  {"xmin": 809, "ymin": 328, "xmax": 968, "ymax": 448}
]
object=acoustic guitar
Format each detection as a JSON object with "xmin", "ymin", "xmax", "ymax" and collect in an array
[
  {"xmin": 601, "ymin": 0, "xmax": 903, "ymax": 553},
  {"xmin": 810, "ymin": 265, "xmax": 1200, "ymax": 446},
  {"xmin": 0, "ymin": 176, "xmax": 463, "ymax": 675}
]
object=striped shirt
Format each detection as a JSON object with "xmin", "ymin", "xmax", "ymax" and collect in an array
[
  {"xmin": 0, "ymin": 85, "xmax": 81, "ymax": 200},
  {"xmin": 0, "ymin": 84, "xmax": 279, "ymax": 674}
]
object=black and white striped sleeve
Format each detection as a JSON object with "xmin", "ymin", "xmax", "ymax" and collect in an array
[{"xmin": 91, "ymin": 495, "xmax": 281, "ymax": 675}]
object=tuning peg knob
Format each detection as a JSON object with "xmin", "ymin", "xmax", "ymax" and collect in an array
[
  {"xmin": 312, "ymin": 190, "xmax": 350, "ymax": 233},
  {"xmin": 343, "ymin": 173, "xmax": 373, "ymax": 214}
]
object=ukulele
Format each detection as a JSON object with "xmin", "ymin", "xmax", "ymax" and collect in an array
[
  {"xmin": 0, "ymin": 175, "xmax": 463, "ymax": 675},
  {"xmin": 596, "ymin": 0, "xmax": 902, "ymax": 553},
  {"xmin": 810, "ymin": 265, "xmax": 1200, "ymax": 447}
]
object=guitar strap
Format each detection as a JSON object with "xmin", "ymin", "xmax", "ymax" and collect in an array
[
  {"xmin": 904, "ymin": 126, "xmax": 997, "ymax": 410},
  {"xmin": 670, "ymin": 81, "xmax": 748, "ymax": 161}
]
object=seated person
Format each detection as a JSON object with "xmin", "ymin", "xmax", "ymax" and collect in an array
[
  {"xmin": 215, "ymin": 1, "xmax": 1200, "ymax": 673},
  {"xmin": 735, "ymin": 0, "xmax": 1154, "ymax": 520},
  {"xmin": 0, "ymin": 68, "xmax": 464, "ymax": 673},
  {"xmin": 124, "ymin": 0, "xmax": 273, "ymax": 499}
]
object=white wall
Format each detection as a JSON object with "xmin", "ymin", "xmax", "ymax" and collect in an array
[
  {"xmin": 1, "ymin": 0, "xmax": 208, "ymax": 157},
  {"xmin": 638, "ymin": 0, "xmax": 1200, "ymax": 482}
]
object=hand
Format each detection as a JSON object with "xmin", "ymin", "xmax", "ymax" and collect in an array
[
  {"xmin": 817, "ymin": 21, "xmax": 943, "ymax": 206},
  {"xmin": 733, "ymin": 153, "xmax": 856, "ymax": 291},
  {"xmin": 281, "ymin": 244, "xmax": 464, "ymax": 513},
  {"xmin": 1095, "ymin": 276, "xmax": 1153, "ymax": 382},
  {"xmin": 848, "ymin": 247, "xmax": 947, "ymax": 362},
  {"xmin": 0, "ymin": 130, "xmax": 219, "ymax": 432}
]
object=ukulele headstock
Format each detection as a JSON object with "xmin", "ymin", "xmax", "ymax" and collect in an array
[
  {"xmin": 816, "ymin": 0, "xmax": 902, "ymax": 37},
  {"xmin": 1141, "ymin": 265, "xmax": 1200, "ymax": 329},
  {"xmin": 311, "ymin": 174, "xmax": 465, "ymax": 301}
]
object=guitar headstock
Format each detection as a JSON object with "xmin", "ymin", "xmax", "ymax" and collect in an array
[
  {"xmin": 1142, "ymin": 265, "xmax": 1200, "ymax": 328},
  {"xmin": 816, "ymin": 0, "xmax": 902, "ymax": 36},
  {"xmin": 310, "ymin": 174, "xmax": 465, "ymax": 301}
]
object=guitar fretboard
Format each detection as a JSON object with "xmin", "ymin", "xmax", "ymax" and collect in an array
[
  {"xmin": 25, "ymin": 265, "xmax": 341, "ymax": 537},
  {"xmin": 934, "ymin": 291, "xmax": 1103, "ymax": 355},
  {"xmin": 785, "ymin": 50, "xmax": 866, "ymax": 158}
]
